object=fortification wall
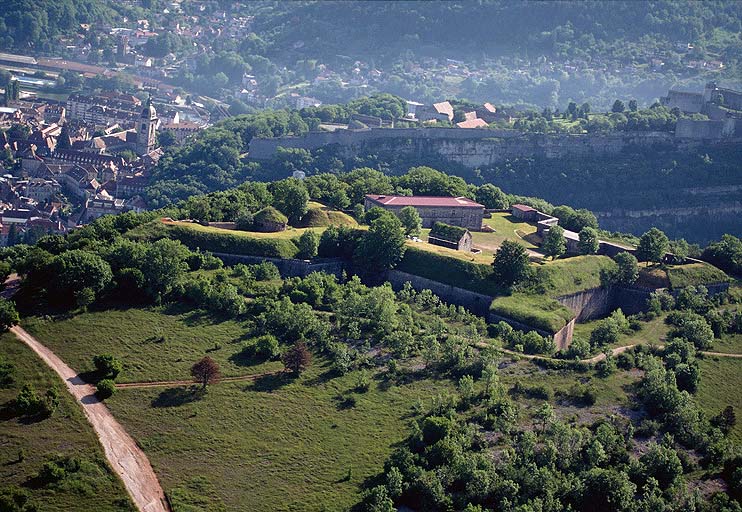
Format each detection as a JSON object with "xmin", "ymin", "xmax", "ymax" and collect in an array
[
  {"xmin": 384, "ymin": 269, "xmax": 494, "ymax": 316},
  {"xmin": 211, "ymin": 253, "xmax": 345, "ymax": 278},
  {"xmin": 248, "ymin": 127, "xmax": 701, "ymax": 169},
  {"xmin": 556, "ymin": 287, "xmax": 613, "ymax": 322}
]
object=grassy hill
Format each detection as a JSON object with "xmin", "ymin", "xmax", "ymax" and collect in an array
[{"xmin": 0, "ymin": 334, "xmax": 133, "ymax": 511}]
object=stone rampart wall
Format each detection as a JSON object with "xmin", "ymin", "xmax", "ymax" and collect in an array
[
  {"xmin": 246, "ymin": 127, "xmax": 734, "ymax": 169},
  {"xmin": 211, "ymin": 253, "xmax": 344, "ymax": 278}
]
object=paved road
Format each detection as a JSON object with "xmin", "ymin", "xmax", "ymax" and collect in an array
[{"xmin": 10, "ymin": 325, "xmax": 170, "ymax": 512}]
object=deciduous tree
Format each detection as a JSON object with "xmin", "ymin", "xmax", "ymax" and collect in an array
[
  {"xmin": 578, "ymin": 227, "xmax": 599, "ymax": 254},
  {"xmin": 637, "ymin": 228, "xmax": 669, "ymax": 264},
  {"xmin": 397, "ymin": 206, "xmax": 422, "ymax": 236},
  {"xmin": 542, "ymin": 225, "xmax": 566, "ymax": 259},
  {"xmin": 491, "ymin": 240, "xmax": 530, "ymax": 287},
  {"xmin": 282, "ymin": 340, "xmax": 311, "ymax": 374},
  {"xmin": 191, "ymin": 356, "xmax": 221, "ymax": 388}
]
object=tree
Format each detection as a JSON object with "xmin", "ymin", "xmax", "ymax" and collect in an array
[
  {"xmin": 476, "ymin": 184, "xmax": 509, "ymax": 209},
  {"xmin": 639, "ymin": 443, "xmax": 683, "ymax": 490},
  {"xmin": 581, "ymin": 468, "xmax": 636, "ymax": 512},
  {"xmin": 397, "ymin": 206, "xmax": 421, "ymax": 236},
  {"xmin": 491, "ymin": 240, "xmax": 530, "ymax": 287},
  {"xmin": 702, "ymin": 234, "xmax": 742, "ymax": 275},
  {"xmin": 157, "ymin": 129, "xmax": 177, "ymax": 147},
  {"xmin": 270, "ymin": 178, "xmax": 309, "ymax": 224},
  {"xmin": 93, "ymin": 354, "xmax": 122, "ymax": 380},
  {"xmin": 191, "ymin": 356, "xmax": 221, "ymax": 388},
  {"xmin": 578, "ymin": 227, "xmax": 599, "ymax": 254},
  {"xmin": 612, "ymin": 99, "xmax": 625, "ymax": 113},
  {"xmin": 637, "ymin": 228, "xmax": 669, "ymax": 264},
  {"xmin": 711, "ymin": 406, "xmax": 736, "ymax": 435},
  {"xmin": 614, "ymin": 252, "xmax": 639, "ymax": 285},
  {"xmin": 297, "ymin": 230, "xmax": 319, "ymax": 259},
  {"xmin": 51, "ymin": 250, "xmax": 113, "ymax": 305},
  {"xmin": 628, "ymin": 99, "xmax": 639, "ymax": 112},
  {"xmin": 282, "ymin": 340, "xmax": 311, "ymax": 374},
  {"xmin": 96, "ymin": 379, "xmax": 116, "ymax": 399},
  {"xmin": 141, "ymin": 239, "xmax": 191, "ymax": 299},
  {"xmin": 0, "ymin": 299, "xmax": 19, "ymax": 332},
  {"xmin": 542, "ymin": 225, "xmax": 566, "ymax": 259},
  {"xmin": 234, "ymin": 209, "xmax": 254, "ymax": 231},
  {"xmin": 355, "ymin": 213, "xmax": 406, "ymax": 270}
]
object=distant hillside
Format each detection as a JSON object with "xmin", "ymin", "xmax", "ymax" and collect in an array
[
  {"xmin": 251, "ymin": 1, "xmax": 741, "ymax": 64},
  {"xmin": 0, "ymin": 0, "xmax": 125, "ymax": 52}
]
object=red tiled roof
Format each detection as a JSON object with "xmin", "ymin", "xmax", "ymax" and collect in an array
[
  {"xmin": 456, "ymin": 118, "xmax": 488, "ymax": 129},
  {"xmin": 511, "ymin": 203, "xmax": 535, "ymax": 212},
  {"xmin": 365, "ymin": 195, "xmax": 483, "ymax": 208}
]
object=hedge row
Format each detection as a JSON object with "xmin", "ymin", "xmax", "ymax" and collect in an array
[
  {"xmin": 489, "ymin": 293, "xmax": 574, "ymax": 334},
  {"xmin": 167, "ymin": 225, "xmax": 300, "ymax": 258},
  {"xmin": 397, "ymin": 247, "xmax": 500, "ymax": 296}
]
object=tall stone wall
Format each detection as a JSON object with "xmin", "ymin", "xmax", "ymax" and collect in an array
[
  {"xmin": 246, "ymin": 127, "xmax": 728, "ymax": 170},
  {"xmin": 384, "ymin": 269, "xmax": 494, "ymax": 316},
  {"xmin": 211, "ymin": 253, "xmax": 345, "ymax": 278},
  {"xmin": 556, "ymin": 287, "xmax": 613, "ymax": 322}
]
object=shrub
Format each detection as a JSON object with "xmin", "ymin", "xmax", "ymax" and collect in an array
[
  {"xmin": 167, "ymin": 225, "xmax": 299, "ymax": 258},
  {"xmin": 93, "ymin": 354, "xmax": 122, "ymax": 380},
  {"xmin": 252, "ymin": 261, "xmax": 281, "ymax": 281},
  {"xmin": 248, "ymin": 334, "xmax": 281, "ymax": 361},
  {"xmin": 590, "ymin": 318, "xmax": 620, "ymax": 348},
  {"xmin": 15, "ymin": 384, "xmax": 42, "ymax": 415},
  {"xmin": 96, "ymin": 379, "xmax": 116, "ymax": 399}
]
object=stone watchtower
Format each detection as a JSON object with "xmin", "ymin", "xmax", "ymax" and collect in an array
[{"xmin": 136, "ymin": 96, "xmax": 158, "ymax": 155}]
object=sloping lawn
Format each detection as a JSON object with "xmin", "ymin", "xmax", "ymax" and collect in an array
[
  {"xmin": 22, "ymin": 306, "xmax": 281, "ymax": 384},
  {"xmin": 107, "ymin": 360, "xmax": 452, "ymax": 511},
  {"xmin": 696, "ymin": 357, "xmax": 742, "ymax": 443}
]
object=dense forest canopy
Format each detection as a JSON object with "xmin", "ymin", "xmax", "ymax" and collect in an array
[{"xmin": 250, "ymin": 1, "xmax": 742, "ymax": 63}]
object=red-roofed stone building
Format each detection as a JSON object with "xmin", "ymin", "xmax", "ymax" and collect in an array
[
  {"xmin": 364, "ymin": 194, "xmax": 484, "ymax": 230},
  {"xmin": 456, "ymin": 118, "xmax": 488, "ymax": 129}
]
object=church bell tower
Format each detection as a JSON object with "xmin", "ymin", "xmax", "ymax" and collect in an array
[{"xmin": 136, "ymin": 96, "xmax": 158, "ymax": 155}]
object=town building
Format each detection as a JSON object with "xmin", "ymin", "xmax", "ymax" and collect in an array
[{"xmin": 364, "ymin": 194, "xmax": 484, "ymax": 230}]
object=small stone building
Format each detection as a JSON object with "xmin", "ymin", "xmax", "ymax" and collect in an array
[
  {"xmin": 253, "ymin": 206, "xmax": 288, "ymax": 232},
  {"xmin": 427, "ymin": 222, "xmax": 473, "ymax": 252},
  {"xmin": 365, "ymin": 194, "xmax": 484, "ymax": 231}
]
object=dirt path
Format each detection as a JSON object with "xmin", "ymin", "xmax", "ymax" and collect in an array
[
  {"xmin": 484, "ymin": 342, "xmax": 742, "ymax": 364},
  {"xmin": 10, "ymin": 325, "xmax": 170, "ymax": 512},
  {"xmin": 117, "ymin": 371, "xmax": 281, "ymax": 389}
]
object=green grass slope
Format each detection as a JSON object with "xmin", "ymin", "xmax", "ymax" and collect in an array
[{"xmin": 0, "ymin": 334, "xmax": 133, "ymax": 511}]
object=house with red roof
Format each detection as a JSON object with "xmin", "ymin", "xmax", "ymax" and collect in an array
[{"xmin": 364, "ymin": 194, "xmax": 484, "ymax": 230}]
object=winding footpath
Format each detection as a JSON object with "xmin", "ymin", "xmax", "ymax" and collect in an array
[{"xmin": 10, "ymin": 325, "xmax": 171, "ymax": 512}]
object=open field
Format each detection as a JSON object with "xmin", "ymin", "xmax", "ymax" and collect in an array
[
  {"xmin": 712, "ymin": 332, "xmax": 742, "ymax": 354},
  {"xmin": 572, "ymin": 313, "xmax": 670, "ymax": 355},
  {"xmin": 474, "ymin": 212, "xmax": 539, "ymax": 249},
  {"xmin": 697, "ymin": 357, "xmax": 742, "ymax": 443},
  {"xmin": 0, "ymin": 334, "xmax": 133, "ymax": 511},
  {"xmin": 22, "ymin": 306, "xmax": 282, "ymax": 384},
  {"xmin": 107, "ymin": 360, "xmax": 453, "ymax": 511}
]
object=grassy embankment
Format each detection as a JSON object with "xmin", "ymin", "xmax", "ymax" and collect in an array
[
  {"xmin": 697, "ymin": 357, "xmax": 742, "ymax": 443},
  {"xmin": 0, "ymin": 334, "xmax": 133, "ymax": 511}
]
